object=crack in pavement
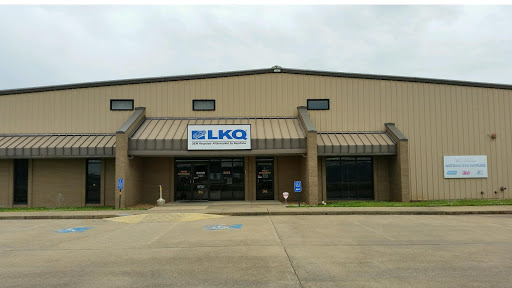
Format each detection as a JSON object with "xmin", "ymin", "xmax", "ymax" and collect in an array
[{"xmin": 268, "ymin": 215, "xmax": 303, "ymax": 288}]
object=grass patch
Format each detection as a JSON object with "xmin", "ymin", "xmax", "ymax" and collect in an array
[
  {"xmin": 290, "ymin": 199, "xmax": 512, "ymax": 208},
  {"xmin": 0, "ymin": 206, "xmax": 149, "ymax": 212}
]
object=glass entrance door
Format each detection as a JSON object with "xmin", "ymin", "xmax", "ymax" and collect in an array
[
  {"xmin": 256, "ymin": 158, "xmax": 274, "ymax": 200},
  {"xmin": 191, "ymin": 162, "xmax": 209, "ymax": 201},
  {"xmin": 176, "ymin": 161, "xmax": 209, "ymax": 201},
  {"xmin": 175, "ymin": 158, "xmax": 245, "ymax": 201},
  {"xmin": 175, "ymin": 162, "xmax": 192, "ymax": 201}
]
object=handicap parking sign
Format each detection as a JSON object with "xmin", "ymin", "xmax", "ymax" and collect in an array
[
  {"xmin": 294, "ymin": 181, "xmax": 302, "ymax": 192},
  {"xmin": 117, "ymin": 178, "xmax": 124, "ymax": 190}
]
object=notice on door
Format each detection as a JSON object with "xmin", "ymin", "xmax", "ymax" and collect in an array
[{"xmin": 443, "ymin": 155, "xmax": 488, "ymax": 178}]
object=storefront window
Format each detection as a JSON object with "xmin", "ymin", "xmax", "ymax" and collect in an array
[{"xmin": 326, "ymin": 157, "xmax": 373, "ymax": 200}]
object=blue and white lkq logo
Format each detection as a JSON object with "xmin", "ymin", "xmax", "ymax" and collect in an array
[
  {"xmin": 294, "ymin": 181, "xmax": 302, "ymax": 192},
  {"xmin": 192, "ymin": 130, "xmax": 207, "ymax": 139},
  {"xmin": 188, "ymin": 124, "xmax": 251, "ymax": 151}
]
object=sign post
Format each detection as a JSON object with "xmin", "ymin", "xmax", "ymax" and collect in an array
[
  {"xmin": 294, "ymin": 181, "xmax": 302, "ymax": 207},
  {"xmin": 117, "ymin": 178, "xmax": 124, "ymax": 209}
]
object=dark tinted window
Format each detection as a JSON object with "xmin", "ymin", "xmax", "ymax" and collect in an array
[
  {"xmin": 307, "ymin": 99, "xmax": 329, "ymax": 110},
  {"xmin": 326, "ymin": 157, "xmax": 373, "ymax": 200},
  {"xmin": 13, "ymin": 159, "xmax": 28, "ymax": 204},
  {"xmin": 193, "ymin": 100, "xmax": 215, "ymax": 111},
  {"xmin": 110, "ymin": 99, "xmax": 134, "ymax": 111}
]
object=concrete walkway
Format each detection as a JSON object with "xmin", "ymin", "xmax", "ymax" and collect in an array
[{"xmin": 2, "ymin": 201, "xmax": 512, "ymax": 219}]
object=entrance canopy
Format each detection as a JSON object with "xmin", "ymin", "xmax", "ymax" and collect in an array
[
  {"xmin": 128, "ymin": 117, "xmax": 307, "ymax": 156},
  {"xmin": 317, "ymin": 132, "xmax": 396, "ymax": 156}
]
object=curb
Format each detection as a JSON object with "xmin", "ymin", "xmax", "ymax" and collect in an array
[
  {"xmin": 210, "ymin": 210, "xmax": 512, "ymax": 216},
  {"xmin": 0, "ymin": 215, "xmax": 118, "ymax": 220},
  {"xmin": 1, "ymin": 210, "xmax": 512, "ymax": 219}
]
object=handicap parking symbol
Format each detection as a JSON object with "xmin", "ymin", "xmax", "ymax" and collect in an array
[
  {"xmin": 56, "ymin": 227, "xmax": 94, "ymax": 233},
  {"xmin": 294, "ymin": 181, "xmax": 302, "ymax": 192}
]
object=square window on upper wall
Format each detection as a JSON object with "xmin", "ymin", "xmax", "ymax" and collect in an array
[
  {"xmin": 193, "ymin": 100, "xmax": 215, "ymax": 111},
  {"xmin": 110, "ymin": 99, "xmax": 134, "ymax": 111},
  {"xmin": 307, "ymin": 99, "xmax": 330, "ymax": 110}
]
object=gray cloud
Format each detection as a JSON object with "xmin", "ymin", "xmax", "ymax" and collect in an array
[{"xmin": 0, "ymin": 5, "xmax": 511, "ymax": 90}]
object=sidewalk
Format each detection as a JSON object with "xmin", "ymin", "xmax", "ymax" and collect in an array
[{"xmin": 2, "ymin": 201, "xmax": 512, "ymax": 219}]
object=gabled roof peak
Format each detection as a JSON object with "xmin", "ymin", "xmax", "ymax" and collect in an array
[{"xmin": 1, "ymin": 66, "xmax": 511, "ymax": 96}]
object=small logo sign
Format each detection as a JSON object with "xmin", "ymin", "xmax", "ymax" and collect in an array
[
  {"xmin": 192, "ymin": 130, "xmax": 206, "ymax": 139},
  {"xmin": 446, "ymin": 171, "xmax": 457, "ymax": 175}
]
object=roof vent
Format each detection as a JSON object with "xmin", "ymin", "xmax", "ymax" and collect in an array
[{"xmin": 272, "ymin": 65, "xmax": 282, "ymax": 72}]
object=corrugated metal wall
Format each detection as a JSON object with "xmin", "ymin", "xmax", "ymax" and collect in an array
[{"xmin": 1, "ymin": 73, "xmax": 511, "ymax": 201}]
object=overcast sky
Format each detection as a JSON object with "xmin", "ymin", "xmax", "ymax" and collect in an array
[{"xmin": 0, "ymin": 5, "xmax": 511, "ymax": 90}]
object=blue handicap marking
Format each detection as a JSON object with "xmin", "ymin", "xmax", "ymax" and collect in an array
[
  {"xmin": 117, "ymin": 178, "xmax": 124, "ymax": 190},
  {"xmin": 294, "ymin": 181, "xmax": 302, "ymax": 192},
  {"xmin": 56, "ymin": 227, "xmax": 94, "ymax": 233},
  {"xmin": 204, "ymin": 224, "xmax": 243, "ymax": 231}
]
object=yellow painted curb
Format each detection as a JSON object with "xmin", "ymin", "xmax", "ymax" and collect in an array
[{"xmin": 107, "ymin": 213, "xmax": 225, "ymax": 224}]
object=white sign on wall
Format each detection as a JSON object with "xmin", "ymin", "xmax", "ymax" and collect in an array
[
  {"xmin": 187, "ymin": 124, "xmax": 251, "ymax": 150},
  {"xmin": 443, "ymin": 155, "xmax": 488, "ymax": 178}
]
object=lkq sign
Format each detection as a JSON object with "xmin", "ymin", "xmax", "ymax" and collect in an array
[
  {"xmin": 188, "ymin": 124, "xmax": 251, "ymax": 150},
  {"xmin": 443, "ymin": 155, "xmax": 488, "ymax": 179}
]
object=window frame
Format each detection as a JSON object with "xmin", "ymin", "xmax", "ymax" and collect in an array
[
  {"xmin": 307, "ymin": 99, "xmax": 330, "ymax": 110},
  {"xmin": 110, "ymin": 99, "xmax": 134, "ymax": 111},
  {"xmin": 193, "ymin": 99, "xmax": 216, "ymax": 111}
]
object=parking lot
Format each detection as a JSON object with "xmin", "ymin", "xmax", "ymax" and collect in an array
[{"xmin": 0, "ymin": 214, "xmax": 511, "ymax": 288}]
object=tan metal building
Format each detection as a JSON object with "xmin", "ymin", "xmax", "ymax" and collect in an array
[{"xmin": 0, "ymin": 66, "xmax": 510, "ymax": 208}]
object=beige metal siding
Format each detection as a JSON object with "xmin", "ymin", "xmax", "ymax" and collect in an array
[{"xmin": 0, "ymin": 73, "xmax": 511, "ymax": 201}]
